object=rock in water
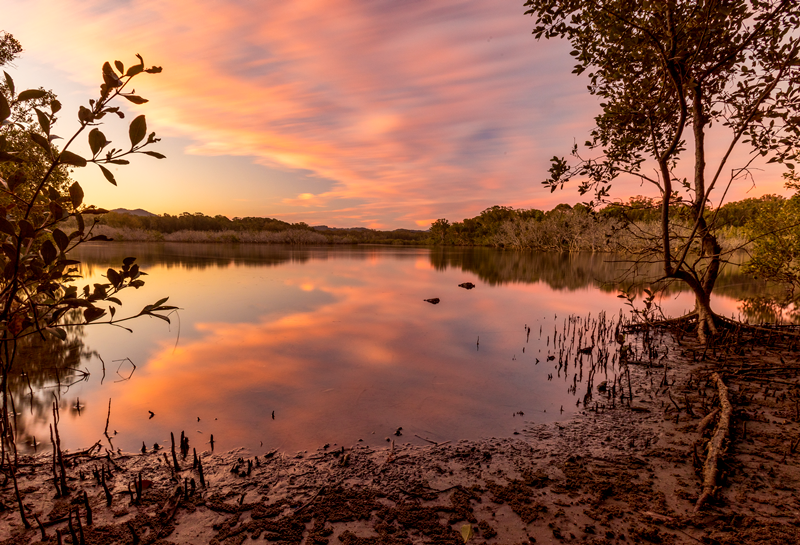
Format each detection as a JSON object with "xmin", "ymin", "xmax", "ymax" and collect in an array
[
  {"xmin": 458, "ymin": 282, "xmax": 476, "ymax": 289},
  {"xmin": 424, "ymin": 298, "xmax": 440, "ymax": 304}
]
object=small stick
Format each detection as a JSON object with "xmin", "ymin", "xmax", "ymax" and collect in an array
[
  {"xmin": 100, "ymin": 470, "xmax": 112, "ymax": 506},
  {"xmin": 696, "ymin": 409, "xmax": 720, "ymax": 435},
  {"xmin": 163, "ymin": 452, "xmax": 173, "ymax": 479},
  {"xmin": 75, "ymin": 507, "xmax": 85, "ymax": 545},
  {"xmin": 52, "ymin": 403, "xmax": 69, "ymax": 496},
  {"xmin": 197, "ymin": 456, "xmax": 206, "ymax": 488},
  {"xmin": 83, "ymin": 490, "xmax": 92, "ymax": 525},
  {"xmin": 170, "ymin": 432, "xmax": 180, "ymax": 472},
  {"xmin": 33, "ymin": 513, "xmax": 47, "ymax": 541},
  {"xmin": 67, "ymin": 510, "xmax": 79, "ymax": 545},
  {"xmin": 104, "ymin": 398, "xmax": 112, "ymax": 438},
  {"xmin": 127, "ymin": 522, "xmax": 140, "ymax": 545}
]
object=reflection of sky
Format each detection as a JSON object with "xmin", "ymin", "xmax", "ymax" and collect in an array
[{"xmin": 24, "ymin": 245, "xmax": 752, "ymax": 454}]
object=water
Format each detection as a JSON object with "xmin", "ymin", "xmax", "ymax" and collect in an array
[{"xmin": 11, "ymin": 243, "xmax": 768, "ymax": 455}]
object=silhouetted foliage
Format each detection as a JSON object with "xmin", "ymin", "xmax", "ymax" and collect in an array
[
  {"xmin": 524, "ymin": 0, "xmax": 800, "ymax": 340},
  {"xmin": 0, "ymin": 33, "xmax": 174, "ymax": 524}
]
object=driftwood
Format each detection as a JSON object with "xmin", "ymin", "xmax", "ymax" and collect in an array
[
  {"xmin": 696, "ymin": 409, "xmax": 720, "ymax": 435},
  {"xmin": 695, "ymin": 373, "xmax": 732, "ymax": 512}
]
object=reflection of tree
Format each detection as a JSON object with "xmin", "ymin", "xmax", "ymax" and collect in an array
[
  {"xmin": 430, "ymin": 247, "xmax": 669, "ymax": 290},
  {"xmin": 430, "ymin": 247, "xmax": 790, "ymax": 321},
  {"xmin": 73, "ymin": 243, "xmax": 792, "ymax": 323},
  {"xmin": 72, "ymin": 242, "xmax": 433, "ymax": 274},
  {"xmin": 71, "ymin": 242, "xmax": 318, "ymax": 273},
  {"xmin": 739, "ymin": 297, "xmax": 800, "ymax": 325},
  {"xmin": 7, "ymin": 310, "xmax": 93, "ymax": 451}
]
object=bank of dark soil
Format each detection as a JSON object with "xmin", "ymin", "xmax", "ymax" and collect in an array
[{"xmin": 1, "ymin": 329, "xmax": 799, "ymax": 544}]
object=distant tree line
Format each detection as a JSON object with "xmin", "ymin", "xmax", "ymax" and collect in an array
[
  {"xmin": 98, "ymin": 193, "xmax": 790, "ymax": 250},
  {"xmin": 428, "ymin": 194, "xmax": 789, "ymax": 251},
  {"xmin": 98, "ymin": 211, "xmax": 431, "ymax": 245},
  {"xmin": 101, "ymin": 211, "xmax": 301, "ymax": 233}
]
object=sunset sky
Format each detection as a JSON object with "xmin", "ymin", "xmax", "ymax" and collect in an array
[{"xmin": 5, "ymin": 0, "xmax": 790, "ymax": 229}]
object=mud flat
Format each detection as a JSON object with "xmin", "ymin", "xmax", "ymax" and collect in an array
[{"xmin": 2, "ymin": 331, "xmax": 800, "ymax": 544}]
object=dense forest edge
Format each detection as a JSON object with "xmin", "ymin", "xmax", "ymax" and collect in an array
[{"xmin": 96, "ymin": 192, "xmax": 791, "ymax": 251}]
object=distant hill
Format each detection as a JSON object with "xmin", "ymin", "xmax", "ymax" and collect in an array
[
  {"xmin": 110, "ymin": 208, "xmax": 157, "ymax": 217},
  {"xmin": 312, "ymin": 225, "xmax": 370, "ymax": 232},
  {"xmin": 313, "ymin": 225, "xmax": 426, "ymax": 233}
]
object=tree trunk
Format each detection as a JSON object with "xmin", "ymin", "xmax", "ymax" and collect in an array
[{"xmin": 694, "ymin": 291, "xmax": 718, "ymax": 344}]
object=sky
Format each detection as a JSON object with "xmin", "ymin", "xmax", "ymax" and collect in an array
[{"xmin": 4, "ymin": 0, "xmax": 791, "ymax": 229}]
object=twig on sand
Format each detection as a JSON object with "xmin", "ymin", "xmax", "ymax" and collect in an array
[
  {"xmin": 378, "ymin": 440, "xmax": 396, "ymax": 473},
  {"xmin": 695, "ymin": 372, "xmax": 732, "ymax": 512},
  {"xmin": 414, "ymin": 434, "xmax": 451, "ymax": 447},
  {"xmin": 294, "ymin": 478, "xmax": 343, "ymax": 514}
]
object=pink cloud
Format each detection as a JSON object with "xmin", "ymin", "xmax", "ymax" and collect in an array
[{"xmin": 5, "ymin": 0, "xmax": 788, "ymax": 227}]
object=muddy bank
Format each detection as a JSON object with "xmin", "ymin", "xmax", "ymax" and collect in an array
[{"xmin": 2, "ymin": 332, "xmax": 800, "ymax": 544}]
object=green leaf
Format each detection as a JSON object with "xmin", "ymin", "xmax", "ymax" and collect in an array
[
  {"xmin": 102, "ymin": 61, "xmax": 122, "ymax": 88},
  {"xmin": 126, "ymin": 64, "xmax": 143, "ymax": 77},
  {"xmin": 18, "ymin": 89, "xmax": 48, "ymax": 101},
  {"xmin": 48, "ymin": 328, "xmax": 67, "ymax": 341},
  {"xmin": 0, "ymin": 151, "xmax": 24, "ymax": 163},
  {"xmin": 154, "ymin": 297, "xmax": 169, "ymax": 307},
  {"xmin": 0, "ymin": 92, "xmax": 9, "ymax": 122},
  {"xmin": 53, "ymin": 229, "xmax": 69, "ymax": 251},
  {"xmin": 41, "ymin": 240, "xmax": 57, "ymax": 264},
  {"xmin": 35, "ymin": 108, "xmax": 50, "ymax": 135},
  {"xmin": 78, "ymin": 105, "xmax": 93, "ymax": 123},
  {"xmin": 88, "ymin": 128, "xmax": 108, "ymax": 156},
  {"xmin": 18, "ymin": 220, "xmax": 34, "ymax": 239},
  {"xmin": 30, "ymin": 132, "xmax": 51, "ymax": 153},
  {"xmin": 69, "ymin": 182, "xmax": 84, "ymax": 209},
  {"xmin": 114, "ymin": 60, "xmax": 124, "ymax": 74},
  {"xmin": 123, "ymin": 257, "xmax": 136, "ymax": 267},
  {"xmin": 123, "ymin": 95, "xmax": 149, "ymax": 105},
  {"xmin": 129, "ymin": 115, "xmax": 147, "ymax": 147},
  {"xmin": 98, "ymin": 164, "xmax": 117, "ymax": 186},
  {"xmin": 49, "ymin": 201, "xmax": 66, "ymax": 221},
  {"xmin": 107, "ymin": 268, "xmax": 121, "ymax": 287},
  {"xmin": 3, "ymin": 71, "xmax": 14, "ymax": 97},
  {"xmin": 59, "ymin": 150, "xmax": 87, "ymax": 167},
  {"xmin": 142, "ymin": 151, "xmax": 166, "ymax": 159},
  {"xmin": 83, "ymin": 307, "xmax": 106, "ymax": 323},
  {"xmin": 0, "ymin": 217, "xmax": 15, "ymax": 236},
  {"xmin": 50, "ymin": 99, "xmax": 61, "ymax": 114}
]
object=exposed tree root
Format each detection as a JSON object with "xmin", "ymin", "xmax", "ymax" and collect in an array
[
  {"xmin": 625, "ymin": 312, "xmax": 800, "ymax": 344},
  {"xmin": 624, "ymin": 312, "xmax": 699, "ymax": 330},
  {"xmin": 694, "ymin": 372, "xmax": 732, "ymax": 513}
]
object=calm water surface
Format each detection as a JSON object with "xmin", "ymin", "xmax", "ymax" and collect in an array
[{"xmin": 13, "ymin": 244, "xmax": 765, "ymax": 454}]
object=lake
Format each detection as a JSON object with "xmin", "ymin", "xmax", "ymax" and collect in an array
[{"xmin": 11, "ymin": 243, "xmax": 769, "ymax": 455}]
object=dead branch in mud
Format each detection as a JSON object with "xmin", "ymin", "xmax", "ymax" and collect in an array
[{"xmin": 695, "ymin": 372, "xmax": 732, "ymax": 512}]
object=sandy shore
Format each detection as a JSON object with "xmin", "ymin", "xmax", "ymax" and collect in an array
[{"xmin": 2, "ymin": 333, "xmax": 800, "ymax": 544}]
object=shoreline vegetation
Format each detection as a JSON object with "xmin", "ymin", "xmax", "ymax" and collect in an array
[{"xmin": 96, "ymin": 194, "xmax": 783, "ymax": 251}]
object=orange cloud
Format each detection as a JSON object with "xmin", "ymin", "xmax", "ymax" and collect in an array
[{"xmin": 5, "ymin": 0, "xmax": 790, "ymax": 227}]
